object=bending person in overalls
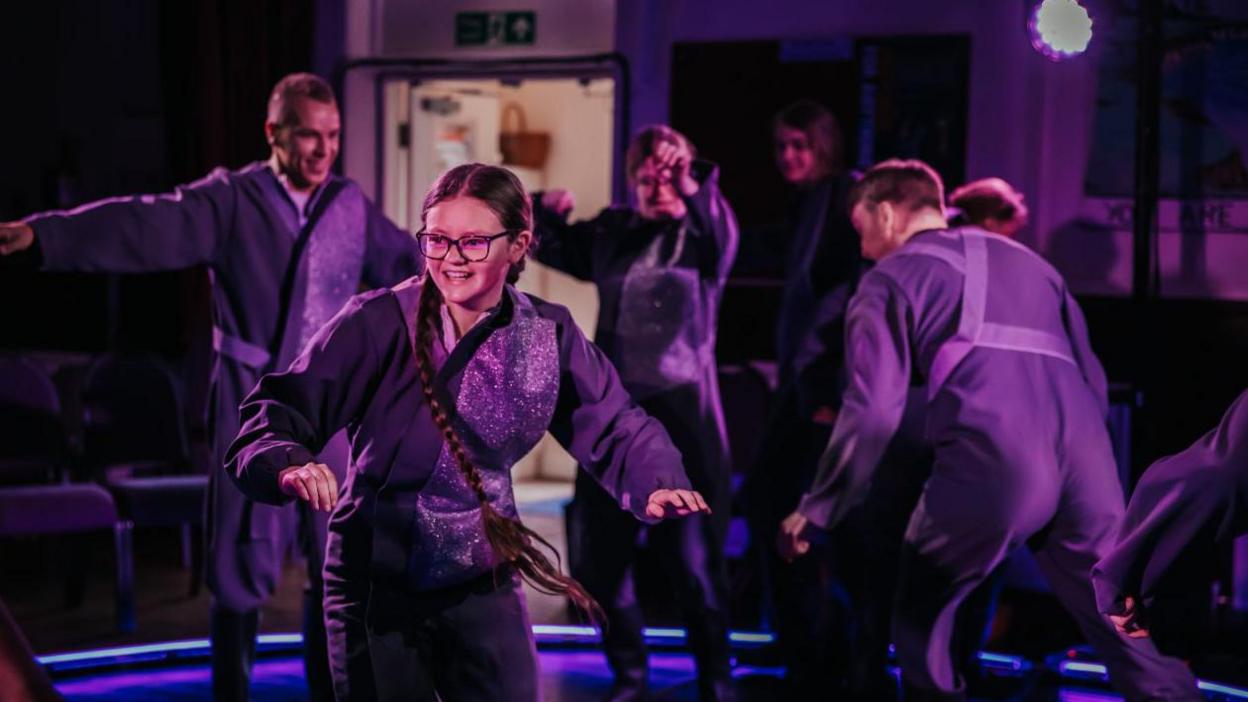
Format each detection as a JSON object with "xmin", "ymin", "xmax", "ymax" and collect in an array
[
  {"xmin": 0, "ymin": 74, "xmax": 423, "ymax": 701},
  {"xmin": 1094, "ymin": 387, "xmax": 1248, "ymax": 648},
  {"xmin": 804, "ymin": 177, "xmax": 1031, "ymax": 699},
  {"xmin": 776, "ymin": 159, "xmax": 1201, "ymax": 701},
  {"xmin": 532, "ymin": 125, "xmax": 738, "ymax": 701},
  {"xmin": 226, "ymin": 163, "xmax": 710, "ymax": 701}
]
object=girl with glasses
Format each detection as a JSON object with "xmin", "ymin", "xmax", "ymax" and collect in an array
[{"xmin": 225, "ymin": 163, "xmax": 709, "ymax": 701}]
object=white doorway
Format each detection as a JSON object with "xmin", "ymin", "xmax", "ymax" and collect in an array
[{"xmin": 379, "ymin": 75, "xmax": 618, "ymax": 482}]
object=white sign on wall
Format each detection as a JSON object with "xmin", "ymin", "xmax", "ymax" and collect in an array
[{"xmin": 373, "ymin": 0, "xmax": 614, "ymax": 59}]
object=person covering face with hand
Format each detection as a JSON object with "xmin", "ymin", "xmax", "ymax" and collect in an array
[{"xmin": 531, "ymin": 125, "xmax": 740, "ymax": 701}]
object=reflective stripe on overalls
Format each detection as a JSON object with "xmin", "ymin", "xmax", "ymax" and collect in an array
[{"xmin": 893, "ymin": 229, "xmax": 1079, "ymax": 401}]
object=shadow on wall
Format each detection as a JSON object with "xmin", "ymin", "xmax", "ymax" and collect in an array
[{"xmin": 1045, "ymin": 217, "xmax": 1239, "ymax": 301}]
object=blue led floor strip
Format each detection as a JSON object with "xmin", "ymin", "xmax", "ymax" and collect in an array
[
  {"xmin": 38, "ymin": 628, "xmax": 776, "ymax": 669},
  {"xmin": 37, "ymin": 632, "xmax": 1248, "ymax": 700},
  {"xmin": 528, "ymin": 624, "xmax": 776, "ymax": 645},
  {"xmin": 1056, "ymin": 659, "xmax": 1248, "ymax": 700}
]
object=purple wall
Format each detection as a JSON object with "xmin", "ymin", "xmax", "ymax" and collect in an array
[{"xmin": 614, "ymin": 0, "xmax": 1248, "ymax": 300}]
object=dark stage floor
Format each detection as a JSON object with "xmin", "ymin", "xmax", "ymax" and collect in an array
[
  {"xmin": 11, "ymin": 482, "xmax": 1248, "ymax": 701},
  {"xmin": 38, "ymin": 631, "xmax": 1248, "ymax": 702},
  {"xmin": 40, "ymin": 643, "xmax": 1123, "ymax": 702}
]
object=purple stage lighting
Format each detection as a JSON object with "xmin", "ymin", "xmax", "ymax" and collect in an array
[{"xmin": 1029, "ymin": 0, "xmax": 1094, "ymax": 60}]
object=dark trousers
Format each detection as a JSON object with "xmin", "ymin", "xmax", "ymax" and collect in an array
[
  {"xmin": 855, "ymin": 510, "xmax": 1006, "ymax": 702},
  {"xmin": 323, "ymin": 570, "xmax": 538, "ymax": 702},
  {"xmin": 568, "ymin": 471, "xmax": 735, "ymax": 701},
  {"xmin": 747, "ymin": 385, "xmax": 1010, "ymax": 701},
  {"xmin": 745, "ymin": 398, "xmax": 848, "ymax": 699}
]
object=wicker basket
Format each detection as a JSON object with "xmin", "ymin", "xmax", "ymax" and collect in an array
[{"xmin": 499, "ymin": 103, "xmax": 550, "ymax": 169}]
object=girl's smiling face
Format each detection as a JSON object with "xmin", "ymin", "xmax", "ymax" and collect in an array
[{"xmin": 422, "ymin": 196, "xmax": 530, "ymax": 312}]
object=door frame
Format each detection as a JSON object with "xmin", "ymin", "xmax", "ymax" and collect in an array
[{"xmin": 338, "ymin": 53, "xmax": 631, "ymax": 209}]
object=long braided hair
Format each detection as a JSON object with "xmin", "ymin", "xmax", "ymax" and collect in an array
[{"xmin": 414, "ymin": 163, "xmax": 604, "ymax": 623}]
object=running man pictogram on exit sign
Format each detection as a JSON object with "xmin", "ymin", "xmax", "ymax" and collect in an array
[{"xmin": 455, "ymin": 11, "xmax": 536, "ymax": 47}]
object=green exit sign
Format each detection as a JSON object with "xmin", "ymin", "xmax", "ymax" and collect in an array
[{"xmin": 455, "ymin": 11, "xmax": 536, "ymax": 47}]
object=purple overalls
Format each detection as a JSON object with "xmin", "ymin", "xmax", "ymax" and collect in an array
[{"xmin": 798, "ymin": 227, "xmax": 1200, "ymax": 701}]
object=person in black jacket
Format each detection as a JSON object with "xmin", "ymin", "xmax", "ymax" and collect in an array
[{"xmin": 532, "ymin": 125, "xmax": 739, "ymax": 701}]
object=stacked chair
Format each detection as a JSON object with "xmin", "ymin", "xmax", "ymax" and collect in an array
[
  {"xmin": 81, "ymin": 355, "xmax": 208, "ymax": 599},
  {"xmin": 0, "ymin": 356, "xmax": 135, "ymax": 633}
]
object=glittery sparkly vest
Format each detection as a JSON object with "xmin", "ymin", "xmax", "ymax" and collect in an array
[
  {"xmin": 407, "ymin": 285, "xmax": 561, "ymax": 590},
  {"xmin": 271, "ymin": 180, "xmax": 368, "ymax": 372}
]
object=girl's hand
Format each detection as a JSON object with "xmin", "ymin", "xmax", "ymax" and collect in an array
[{"xmin": 278, "ymin": 462, "xmax": 339, "ymax": 512}]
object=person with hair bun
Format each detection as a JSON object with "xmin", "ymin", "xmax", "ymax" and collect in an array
[
  {"xmin": 532, "ymin": 124, "xmax": 739, "ymax": 701},
  {"xmin": 947, "ymin": 177, "xmax": 1029, "ymax": 238},
  {"xmin": 226, "ymin": 163, "xmax": 709, "ymax": 701}
]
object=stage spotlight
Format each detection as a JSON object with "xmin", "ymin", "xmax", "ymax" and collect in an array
[{"xmin": 1029, "ymin": 0, "xmax": 1094, "ymax": 60}]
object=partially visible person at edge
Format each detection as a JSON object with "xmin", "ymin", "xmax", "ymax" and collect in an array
[
  {"xmin": 0, "ymin": 597, "xmax": 65, "ymax": 702},
  {"xmin": 1094, "ymin": 387, "xmax": 1248, "ymax": 652}
]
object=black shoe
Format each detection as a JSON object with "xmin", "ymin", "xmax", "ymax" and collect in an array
[
  {"xmin": 606, "ymin": 681, "xmax": 650, "ymax": 702},
  {"xmin": 210, "ymin": 608, "xmax": 260, "ymax": 702}
]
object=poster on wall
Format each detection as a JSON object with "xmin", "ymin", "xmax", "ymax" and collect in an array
[{"xmin": 1083, "ymin": 2, "xmax": 1248, "ymax": 236}]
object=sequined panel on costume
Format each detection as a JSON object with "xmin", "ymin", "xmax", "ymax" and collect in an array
[
  {"xmin": 409, "ymin": 305, "xmax": 560, "ymax": 589},
  {"xmin": 298, "ymin": 189, "xmax": 367, "ymax": 351}
]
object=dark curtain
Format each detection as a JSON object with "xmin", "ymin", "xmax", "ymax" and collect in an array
[
  {"xmin": 156, "ymin": 0, "xmax": 320, "ymax": 465},
  {"xmin": 158, "ymin": 1, "xmax": 318, "ymax": 181},
  {"xmin": 0, "ymin": 1, "xmax": 324, "ymax": 468}
]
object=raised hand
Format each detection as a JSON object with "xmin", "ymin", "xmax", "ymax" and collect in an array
[
  {"xmin": 278, "ymin": 462, "xmax": 339, "ymax": 512},
  {"xmin": 649, "ymin": 140, "xmax": 698, "ymax": 197},
  {"xmin": 776, "ymin": 511, "xmax": 812, "ymax": 562},
  {"xmin": 0, "ymin": 222, "xmax": 34, "ymax": 256},
  {"xmin": 645, "ymin": 488, "xmax": 712, "ymax": 520},
  {"xmin": 541, "ymin": 189, "xmax": 576, "ymax": 218}
]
